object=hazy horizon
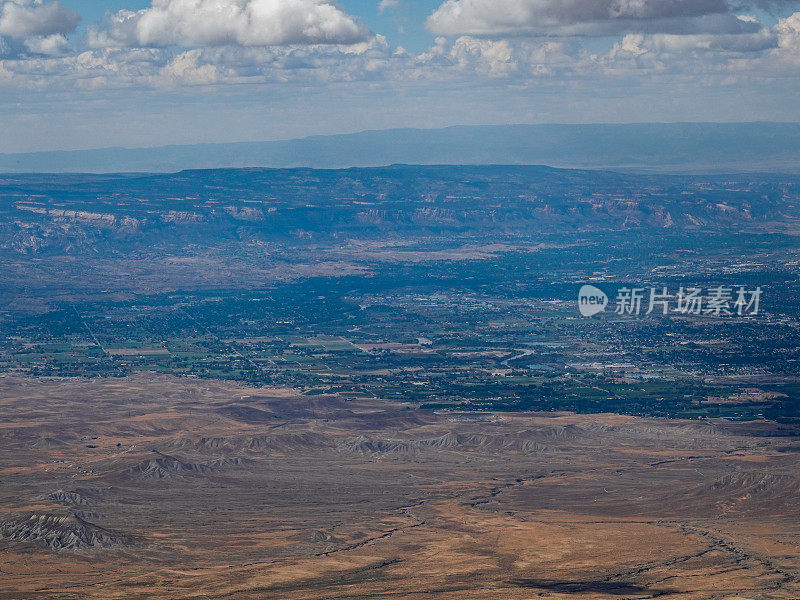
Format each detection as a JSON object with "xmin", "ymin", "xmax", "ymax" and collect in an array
[
  {"xmin": 3, "ymin": 120, "xmax": 799, "ymax": 155},
  {"xmin": 2, "ymin": 122, "xmax": 799, "ymax": 174}
]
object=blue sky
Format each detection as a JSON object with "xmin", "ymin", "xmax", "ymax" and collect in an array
[{"xmin": 1, "ymin": 0, "xmax": 800, "ymax": 152}]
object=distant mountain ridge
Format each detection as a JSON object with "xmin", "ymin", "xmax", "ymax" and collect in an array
[{"xmin": 2, "ymin": 123, "xmax": 800, "ymax": 174}]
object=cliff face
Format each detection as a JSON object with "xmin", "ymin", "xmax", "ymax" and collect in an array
[{"xmin": 0, "ymin": 166, "xmax": 795, "ymax": 258}]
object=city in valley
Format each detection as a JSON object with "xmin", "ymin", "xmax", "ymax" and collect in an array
[{"xmin": 1, "ymin": 166, "xmax": 799, "ymax": 598}]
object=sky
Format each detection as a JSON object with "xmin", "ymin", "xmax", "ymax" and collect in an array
[{"xmin": 1, "ymin": 0, "xmax": 800, "ymax": 152}]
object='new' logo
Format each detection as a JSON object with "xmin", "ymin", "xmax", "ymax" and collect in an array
[{"xmin": 578, "ymin": 285, "xmax": 607, "ymax": 317}]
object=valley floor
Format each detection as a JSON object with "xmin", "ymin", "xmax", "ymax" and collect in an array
[{"xmin": 0, "ymin": 373, "xmax": 798, "ymax": 599}]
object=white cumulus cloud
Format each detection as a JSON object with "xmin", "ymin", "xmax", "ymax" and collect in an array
[
  {"xmin": 87, "ymin": 0, "xmax": 371, "ymax": 48},
  {"xmin": 0, "ymin": 0, "xmax": 79, "ymax": 37},
  {"xmin": 0, "ymin": 0, "xmax": 78, "ymax": 58},
  {"xmin": 22, "ymin": 31, "xmax": 68, "ymax": 54},
  {"xmin": 776, "ymin": 11, "xmax": 800, "ymax": 48},
  {"xmin": 426, "ymin": 0, "xmax": 783, "ymax": 37}
]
